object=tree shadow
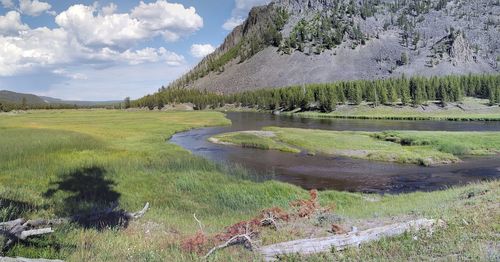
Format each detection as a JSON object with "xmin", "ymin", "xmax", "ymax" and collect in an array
[
  {"xmin": 43, "ymin": 167, "xmax": 131, "ymax": 230},
  {"xmin": 0, "ymin": 198, "xmax": 38, "ymax": 222}
]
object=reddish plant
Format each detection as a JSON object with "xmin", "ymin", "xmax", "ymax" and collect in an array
[
  {"xmin": 291, "ymin": 189, "xmax": 320, "ymax": 218},
  {"xmin": 181, "ymin": 230, "xmax": 208, "ymax": 254},
  {"xmin": 214, "ymin": 219, "xmax": 261, "ymax": 242},
  {"xmin": 259, "ymin": 207, "xmax": 290, "ymax": 222},
  {"xmin": 330, "ymin": 224, "xmax": 347, "ymax": 235}
]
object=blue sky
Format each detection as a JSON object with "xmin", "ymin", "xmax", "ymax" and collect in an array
[{"xmin": 0, "ymin": 0, "xmax": 270, "ymax": 100}]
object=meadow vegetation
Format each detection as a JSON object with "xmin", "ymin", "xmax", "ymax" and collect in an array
[
  {"xmin": 212, "ymin": 127, "xmax": 500, "ymax": 166},
  {"xmin": 0, "ymin": 110, "xmax": 498, "ymax": 261}
]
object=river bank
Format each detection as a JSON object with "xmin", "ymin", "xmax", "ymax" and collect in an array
[{"xmin": 211, "ymin": 128, "xmax": 500, "ymax": 166}]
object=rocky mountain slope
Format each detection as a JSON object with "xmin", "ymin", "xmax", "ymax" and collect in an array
[{"xmin": 172, "ymin": 0, "xmax": 500, "ymax": 93}]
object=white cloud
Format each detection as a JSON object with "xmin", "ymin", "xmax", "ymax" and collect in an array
[
  {"xmin": 101, "ymin": 3, "xmax": 117, "ymax": 16},
  {"xmin": 222, "ymin": 17, "xmax": 245, "ymax": 31},
  {"xmin": 19, "ymin": 0, "xmax": 52, "ymax": 16},
  {"xmin": 55, "ymin": 4, "xmax": 147, "ymax": 48},
  {"xmin": 0, "ymin": 11, "xmax": 29, "ymax": 35},
  {"xmin": 223, "ymin": 0, "xmax": 271, "ymax": 30},
  {"xmin": 131, "ymin": 0, "xmax": 203, "ymax": 42},
  {"xmin": 53, "ymin": 69, "xmax": 88, "ymax": 80},
  {"xmin": 0, "ymin": 0, "xmax": 14, "ymax": 8},
  {"xmin": 190, "ymin": 44, "xmax": 215, "ymax": 58},
  {"xmin": 55, "ymin": 1, "xmax": 203, "ymax": 48},
  {"xmin": 0, "ymin": 27, "xmax": 186, "ymax": 76},
  {"xmin": 0, "ymin": 1, "xmax": 194, "ymax": 77}
]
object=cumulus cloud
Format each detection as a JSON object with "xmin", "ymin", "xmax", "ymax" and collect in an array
[
  {"xmin": 19, "ymin": 0, "xmax": 52, "ymax": 16},
  {"xmin": 131, "ymin": 0, "xmax": 203, "ymax": 42},
  {"xmin": 0, "ymin": 0, "xmax": 14, "ymax": 8},
  {"xmin": 55, "ymin": 1, "xmax": 203, "ymax": 48},
  {"xmin": 0, "ymin": 11, "xmax": 29, "ymax": 35},
  {"xmin": 101, "ymin": 3, "xmax": 117, "ymax": 16},
  {"xmin": 223, "ymin": 0, "xmax": 271, "ymax": 30},
  {"xmin": 0, "ymin": 1, "xmax": 199, "ymax": 77},
  {"xmin": 55, "ymin": 4, "xmax": 147, "ymax": 48},
  {"xmin": 190, "ymin": 44, "xmax": 215, "ymax": 58}
]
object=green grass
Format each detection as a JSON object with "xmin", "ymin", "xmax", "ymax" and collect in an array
[
  {"xmin": 211, "ymin": 131, "xmax": 301, "ymax": 153},
  {"xmin": 0, "ymin": 110, "xmax": 498, "ymax": 261},
  {"xmin": 212, "ymin": 127, "xmax": 500, "ymax": 166}
]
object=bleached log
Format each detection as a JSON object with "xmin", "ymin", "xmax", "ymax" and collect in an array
[
  {"xmin": 258, "ymin": 219, "xmax": 444, "ymax": 261},
  {"xmin": 19, "ymin": 228, "xmax": 53, "ymax": 240}
]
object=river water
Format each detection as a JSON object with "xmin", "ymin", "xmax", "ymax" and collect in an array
[{"xmin": 170, "ymin": 112, "xmax": 500, "ymax": 193}]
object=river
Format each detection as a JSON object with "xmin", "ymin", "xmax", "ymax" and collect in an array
[{"xmin": 170, "ymin": 112, "xmax": 500, "ymax": 193}]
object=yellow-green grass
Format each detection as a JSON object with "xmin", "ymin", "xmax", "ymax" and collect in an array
[
  {"xmin": 210, "ymin": 131, "xmax": 300, "ymax": 153},
  {"xmin": 212, "ymin": 127, "xmax": 500, "ymax": 166},
  {"xmin": 0, "ymin": 110, "xmax": 498, "ymax": 261}
]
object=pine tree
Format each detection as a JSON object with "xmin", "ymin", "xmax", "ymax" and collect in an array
[
  {"xmin": 124, "ymin": 97, "xmax": 131, "ymax": 109},
  {"xmin": 400, "ymin": 77, "xmax": 411, "ymax": 106}
]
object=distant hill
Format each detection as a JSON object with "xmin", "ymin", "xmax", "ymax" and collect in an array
[
  {"xmin": 0, "ymin": 90, "xmax": 46, "ymax": 105},
  {"xmin": 39, "ymin": 96, "xmax": 120, "ymax": 106},
  {"xmin": 169, "ymin": 0, "xmax": 499, "ymax": 94},
  {"xmin": 0, "ymin": 90, "xmax": 119, "ymax": 106}
]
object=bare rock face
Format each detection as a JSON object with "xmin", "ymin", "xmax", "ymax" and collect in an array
[
  {"xmin": 172, "ymin": 0, "xmax": 499, "ymax": 93},
  {"xmin": 450, "ymin": 34, "xmax": 474, "ymax": 64},
  {"xmin": 432, "ymin": 32, "xmax": 475, "ymax": 65},
  {"xmin": 275, "ymin": 0, "xmax": 336, "ymax": 13}
]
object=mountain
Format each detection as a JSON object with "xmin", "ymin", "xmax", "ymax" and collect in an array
[
  {"xmin": 0, "ymin": 90, "xmax": 46, "ymax": 105},
  {"xmin": 39, "ymin": 96, "xmax": 120, "ymax": 106},
  {"xmin": 172, "ymin": 0, "xmax": 499, "ymax": 93},
  {"xmin": 0, "ymin": 90, "xmax": 119, "ymax": 106}
]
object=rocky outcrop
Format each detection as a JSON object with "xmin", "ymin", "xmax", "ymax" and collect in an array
[{"xmin": 172, "ymin": 0, "xmax": 499, "ymax": 93}]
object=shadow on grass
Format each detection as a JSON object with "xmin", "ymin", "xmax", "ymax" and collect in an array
[
  {"xmin": 0, "ymin": 198, "xmax": 39, "ymax": 222},
  {"xmin": 43, "ymin": 167, "xmax": 133, "ymax": 230}
]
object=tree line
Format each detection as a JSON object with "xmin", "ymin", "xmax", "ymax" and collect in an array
[
  {"xmin": 0, "ymin": 100, "xmax": 122, "ymax": 112},
  {"xmin": 134, "ymin": 74, "xmax": 500, "ymax": 112}
]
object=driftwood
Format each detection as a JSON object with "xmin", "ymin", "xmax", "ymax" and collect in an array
[
  {"xmin": 1, "ymin": 203, "xmax": 149, "ymax": 253},
  {"xmin": 258, "ymin": 219, "xmax": 444, "ymax": 261}
]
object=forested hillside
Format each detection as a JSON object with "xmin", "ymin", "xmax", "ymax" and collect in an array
[{"xmin": 167, "ymin": 0, "xmax": 499, "ymax": 93}]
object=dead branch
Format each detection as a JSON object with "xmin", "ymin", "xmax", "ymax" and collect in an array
[
  {"xmin": 260, "ymin": 212, "xmax": 278, "ymax": 230},
  {"xmin": 204, "ymin": 234, "xmax": 254, "ymax": 259},
  {"xmin": 193, "ymin": 214, "xmax": 204, "ymax": 233},
  {"xmin": 204, "ymin": 223, "xmax": 256, "ymax": 259},
  {"xmin": 125, "ymin": 202, "xmax": 150, "ymax": 220},
  {"xmin": 258, "ymin": 219, "xmax": 445, "ymax": 261}
]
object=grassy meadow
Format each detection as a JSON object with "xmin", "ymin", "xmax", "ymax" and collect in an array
[
  {"xmin": 0, "ymin": 109, "xmax": 498, "ymax": 261},
  {"xmin": 212, "ymin": 127, "xmax": 500, "ymax": 166}
]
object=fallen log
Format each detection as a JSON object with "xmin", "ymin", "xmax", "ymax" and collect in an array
[{"xmin": 258, "ymin": 218, "xmax": 444, "ymax": 261}]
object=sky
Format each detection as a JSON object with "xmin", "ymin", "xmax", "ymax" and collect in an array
[{"xmin": 0, "ymin": 0, "xmax": 271, "ymax": 100}]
